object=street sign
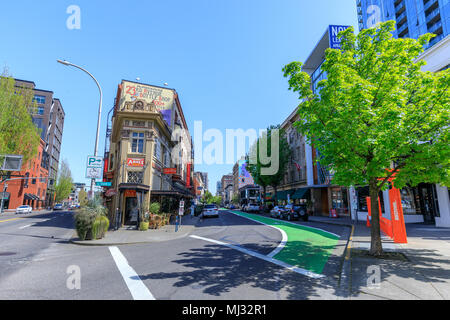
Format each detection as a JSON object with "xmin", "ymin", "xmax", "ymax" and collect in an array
[
  {"xmin": 127, "ymin": 158, "xmax": 145, "ymax": 167},
  {"xmin": 86, "ymin": 167, "xmax": 102, "ymax": 179},
  {"xmin": 87, "ymin": 156, "xmax": 103, "ymax": 168},
  {"xmin": 179, "ymin": 207, "xmax": 184, "ymax": 216},
  {"xmin": 96, "ymin": 181, "xmax": 112, "ymax": 187},
  {"xmin": 163, "ymin": 168, "xmax": 177, "ymax": 174},
  {"xmin": 179, "ymin": 200, "xmax": 184, "ymax": 208}
]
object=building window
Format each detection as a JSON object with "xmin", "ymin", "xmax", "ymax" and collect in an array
[
  {"xmin": 154, "ymin": 138, "xmax": 161, "ymax": 161},
  {"xmin": 356, "ymin": 187, "xmax": 385, "ymax": 213},
  {"xmin": 33, "ymin": 95, "xmax": 46, "ymax": 104},
  {"xmin": 127, "ymin": 171, "xmax": 143, "ymax": 184},
  {"xmin": 131, "ymin": 132, "xmax": 144, "ymax": 153}
]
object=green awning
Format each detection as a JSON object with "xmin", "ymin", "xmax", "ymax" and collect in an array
[
  {"xmin": 291, "ymin": 188, "xmax": 310, "ymax": 200},
  {"xmin": 276, "ymin": 190, "xmax": 295, "ymax": 200}
]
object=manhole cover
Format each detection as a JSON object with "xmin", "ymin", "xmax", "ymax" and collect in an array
[{"xmin": 0, "ymin": 252, "xmax": 16, "ymax": 256}]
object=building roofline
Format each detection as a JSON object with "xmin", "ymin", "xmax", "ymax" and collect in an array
[{"xmin": 121, "ymin": 79, "xmax": 176, "ymax": 92}]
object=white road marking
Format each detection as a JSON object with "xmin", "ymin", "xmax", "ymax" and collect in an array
[
  {"xmin": 108, "ymin": 246, "xmax": 155, "ymax": 300},
  {"xmin": 226, "ymin": 211, "xmax": 288, "ymax": 258},
  {"xmin": 19, "ymin": 224, "xmax": 33, "ymax": 229},
  {"xmin": 190, "ymin": 235, "xmax": 324, "ymax": 279}
]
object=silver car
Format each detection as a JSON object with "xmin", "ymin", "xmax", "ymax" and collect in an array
[
  {"xmin": 16, "ymin": 205, "xmax": 32, "ymax": 214},
  {"xmin": 202, "ymin": 204, "xmax": 219, "ymax": 218}
]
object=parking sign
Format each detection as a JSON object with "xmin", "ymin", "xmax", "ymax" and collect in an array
[{"xmin": 87, "ymin": 156, "xmax": 103, "ymax": 168}]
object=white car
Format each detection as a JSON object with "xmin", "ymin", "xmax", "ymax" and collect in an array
[
  {"xmin": 245, "ymin": 203, "xmax": 260, "ymax": 213},
  {"xmin": 202, "ymin": 204, "xmax": 219, "ymax": 218},
  {"xmin": 16, "ymin": 205, "xmax": 32, "ymax": 214}
]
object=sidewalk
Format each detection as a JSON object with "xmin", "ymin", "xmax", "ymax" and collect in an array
[
  {"xmin": 0, "ymin": 209, "xmax": 53, "ymax": 218},
  {"xmin": 70, "ymin": 214, "xmax": 201, "ymax": 246},
  {"xmin": 346, "ymin": 222, "xmax": 450, "ymax": 300}
]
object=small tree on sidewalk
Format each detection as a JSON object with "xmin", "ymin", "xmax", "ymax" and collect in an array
[{"xmin": 283, "ymin": 21, "xmax": 449, "ymax": 256}]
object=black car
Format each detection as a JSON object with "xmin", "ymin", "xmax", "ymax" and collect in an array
[{"xmin": 281, "ymin": 204, "xmax": 308, "ymax": 221}]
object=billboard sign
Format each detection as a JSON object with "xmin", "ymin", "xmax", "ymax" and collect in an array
[
  {"xmin": 328, "ymin": 25, "xmax": 351, "ymax": 49},
  {"xmin": 120, "ymin": 80, "xmax": 174, "ymax": 126},
  {"xmin": 0, "ymin": 155, "xmax": 23, "ymax": 171}
]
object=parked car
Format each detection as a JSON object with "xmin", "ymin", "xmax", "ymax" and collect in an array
[
  {"xmin": 270, "ymin": 206, "xmax": 286, "ymax": 219},
  {"xmin": 16, "ymin": 205, "xmax": 32, "ymax": 214},
  {"xmin": 202, "ymin": 204, "xmax": 219, "ymax": 218},
  {"xmin": 244, "ymin": 202, "xmax": 260, "ymax": 213},
  {"xmin": 229, "ymin": 204, "xmax": 235, "ymax": 209},
  {"xmin": 282, "ymin": 204, "xmax": 308, "ymax": 221},
  {"xmin": 53, "ymin": 203, "xmax": 64, "ymax": 211}
]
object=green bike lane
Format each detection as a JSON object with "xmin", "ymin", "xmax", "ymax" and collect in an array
[{"xmin": 225, "ymin": 210, "xmax": 341, "ymax": 275}]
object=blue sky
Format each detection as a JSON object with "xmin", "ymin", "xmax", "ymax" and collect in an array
[{"xmin": 0, "ymin": 0, "xmax": 358, "ymax": 195}]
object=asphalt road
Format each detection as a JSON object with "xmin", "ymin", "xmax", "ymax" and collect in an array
[{"xmin": 0, "ymin": 209, "xmax": 349, "ymax": 300}]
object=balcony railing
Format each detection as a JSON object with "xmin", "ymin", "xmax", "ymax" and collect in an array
[
  {"xmin": 395, "ymin": 1, "xmax": 405, "ymax": 13},
  {"xmin": 424, "ymin": 0, "xmax": 438, "ymax": 13},
  {"xmin": 426, "ymin": 8, "xmax": 440, "ymax": 24},
  {"xmin": 428, "ymin": 20, "xmax": 442, "ymax": 34}
]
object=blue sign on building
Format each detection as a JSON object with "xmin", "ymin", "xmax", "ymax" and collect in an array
[{"xmin": 328, "ymin": 25, "xmax": 351, "ymax": 49}]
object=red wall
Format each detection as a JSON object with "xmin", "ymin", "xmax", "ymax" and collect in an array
[{"xmin": 0, "ymin": 139, "xmax": 49, "ymax": 210}]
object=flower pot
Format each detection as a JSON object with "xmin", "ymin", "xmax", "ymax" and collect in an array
[{"xmin": 139, "ymin": 221, "xmax": 149, "ymax": 231}]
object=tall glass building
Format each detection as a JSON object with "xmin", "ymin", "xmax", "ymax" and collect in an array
[{"xmin": 357, "ymin": 0, "xmax": 450, "ymax": 48}]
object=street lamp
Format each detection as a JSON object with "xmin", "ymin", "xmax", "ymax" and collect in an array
[{"xmin": 57, "ymin": 59, "xmax": 103, "ymax": 200}]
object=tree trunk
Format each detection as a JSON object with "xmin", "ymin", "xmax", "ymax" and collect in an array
[{"xmin": 369, "ymin": 178, "xmax": 383, "ymax": 256}]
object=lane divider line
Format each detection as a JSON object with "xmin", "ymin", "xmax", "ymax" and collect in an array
[
  {"xmin": 226, "ymin": 210, "xmax": 287, "ymax": 258},
  {"xmin": 190, "ymin": 235, "xmax": 324, "ymax": 279},
  {"xmin": 0, "ymin": 217, "xmax": 23, "ymax": 223},
  {"xmin": 19, "ymin": 224, "xmax": 33, "ymax": 229},
  {"xmin": 108, "ymin": 246, "xmax": 156, "ymax": 300}
]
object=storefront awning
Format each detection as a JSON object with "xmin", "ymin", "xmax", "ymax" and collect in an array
[
  {"xmin": 151, "ymin": 190, "xmax": 193, "ymax": 198},
  {"xmin": 24, "ymin": 193, "xmax": 40, "ymax": 201},
  {"xmin": 276, "ymin": 190, "xmax": 295, "ymax": 200},
  {"xmin": 291, "ymin": 188, "xmax": 310, "ymax": 200}
]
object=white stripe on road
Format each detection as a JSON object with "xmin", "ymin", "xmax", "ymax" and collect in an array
[
  {"xmin": 190, "ymin": 235, "xmax": 324, "ymax": 279},
  {"xmin": 108, "ymin": 246, "xmax": 155, "ymax": 300},
  {"xmin": 226, "ymin": 211, "xmax": 287, "ymax": 258},
  {"xmin": 19, "ymin": 224, "xmax": 33, "ymax": 229}
]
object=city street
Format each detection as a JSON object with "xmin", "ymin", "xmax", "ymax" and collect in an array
[{"xmin": 0, "ymin": 210, "xmax": 349, "ymax": 300}]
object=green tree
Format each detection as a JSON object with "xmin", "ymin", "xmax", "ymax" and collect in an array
[
  {"xmin": 55, "ymin": 159, "xmax": 74, "ymax": 203},
  {"xmin": 283, "ymin": 21, "xmax": 449, "ymax": 256},
  {"xmin": 0, "ymin": 74, "xmax": 40, "ymax": 174},
  {"xmin": 232, "ymin": 194, "xmax": 239, "ymax": 205},
  {"xmin": 78, "ymin": 189, "xmax": 88, "ymax": 207},
  {"xmin": 201, "ymin": 190, "xmax": 214, "ymax": 204},
  {"xmin": 250, "ymin": 125, "xmax": 291, "ymax": 205}
]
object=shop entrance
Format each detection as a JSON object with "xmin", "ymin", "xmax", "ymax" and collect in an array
[
  {"xmin": 124, "ymin": 196, "xmax": 139, "ymax": 226},
  {"xmin": 417, "ymin": 184, "xmax": 439, "ymax": 224}
]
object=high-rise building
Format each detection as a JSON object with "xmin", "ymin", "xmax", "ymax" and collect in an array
[
  {"xmin": 13, "ymin": 79, "xmax": 65, "ymax": 207},
  {"xmin": 357, "ymin": 0, "xmax": 450, "ymax": 48}
]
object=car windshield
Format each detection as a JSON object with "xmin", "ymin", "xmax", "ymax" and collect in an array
[{"xmin": 205, "ymin": 205, "xmax": 217, "ymax": 209}]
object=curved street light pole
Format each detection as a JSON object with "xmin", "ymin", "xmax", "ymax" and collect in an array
[{"xmin": 57, "ymin": 60, "xmax": 103, "ymax": 200}]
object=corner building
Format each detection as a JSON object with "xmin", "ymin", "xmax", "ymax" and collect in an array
[{"xmin": 104, "ymin": 80, "xmax": 194, "ymax": 227}]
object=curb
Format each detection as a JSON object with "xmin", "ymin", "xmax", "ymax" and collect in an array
[{"xmin": 69, "ymin": 215, "xmax": 201, "ymax": 247}]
